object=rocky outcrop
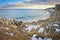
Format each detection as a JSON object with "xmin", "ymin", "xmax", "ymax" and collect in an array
[{"xmin": 53, "ymin": 4, "xmax": 60, "ymax": 22}]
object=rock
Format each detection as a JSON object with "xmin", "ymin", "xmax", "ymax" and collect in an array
[{"xmin": 54, "ymin": 4, "xmax": 60, "ymax": 22}]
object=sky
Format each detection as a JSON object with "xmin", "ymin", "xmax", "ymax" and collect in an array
[
  {"xmin": 0, "ymin": 0, "xmax": 25, "ymax": 4},
  {"xmin": 0, "ymin": 0, "xmax": 60, "ymax": 9}
]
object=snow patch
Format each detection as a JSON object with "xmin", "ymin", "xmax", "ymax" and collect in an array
[
  {"xmin": 10, "ymin": 32, "xmax": 14, "ymax": 36},
  {"xmin": 31, "ymin": 34, "xmax": 37, "ymax": 40},
  {"xmin": 26, "ymin": 25, "xmax": 40, "ymax": 32},
  {"xmin": 39, "ymin": 38, "xmax": 43, "ymax": 40},
  {"xmin": 5, "ymin": 32, "xmax": 14, "ymax": 37},
  {"xmin": 38, "ymin": 27, "xmax": 45, "ymax": 33},
  {"xmin": 53, "ymin": 24, "xmax": 59, "ymax": 27},
  {"xmin": 55, "ymin": 28, "xmax": 60, "ymax": 32},
  {"xmin": 44, "ymin": 38, "xmax": 52, "ymax": 40}
]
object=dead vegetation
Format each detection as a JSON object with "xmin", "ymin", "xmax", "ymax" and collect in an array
[{"xmin": 0, "ymin": 18, "xmax": 29, "ymax": 40}]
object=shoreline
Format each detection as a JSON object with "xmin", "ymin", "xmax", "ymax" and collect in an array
[
  {"xmin": 0, "ymin": 7, "xmax": 60, "ymax": 40},
  {"xmin": 0, "ymin": 10, "xmax": 60, "ymax": 40},
  {"xmin": 0, "ymin": 16, "xmax": 60, "ymax": 40}
]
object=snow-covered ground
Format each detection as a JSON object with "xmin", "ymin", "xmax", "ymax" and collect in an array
[
  {"xmin": 25, "ymin": 22, "xmax": 60, "ymax": 40},
  {"xmin": 53, "ymin": 23, "xmax": 59, "ymax": 27},
  {"xmin": 25, "ymin": 25, "xmax": 46, "ymax": 33},
  {"xmin": 48, "ymin": 22, "xmax": 60, "ymax": 32},
  {"xmin": 38, "ymin": 27, "xmax": 45, "ymax": 33},
  {"xmin": 26, "ymin": 25, "xmax": 40, "ymax": 32},
  {"xmin": 48, "ymin": 22, "xmax": 59, "ymax": 27},
  {"xmin": 55, "ymin": 28, "xmax": 60, "ymax": 32},
  {"xmin": 31, "ymin": 34, "xmax": 52, "ymax": 40}
]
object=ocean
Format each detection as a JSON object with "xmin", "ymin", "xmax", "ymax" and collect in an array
[{"xmin": 0, "ymin": 9, "xmax": 50, "ymax": 22}]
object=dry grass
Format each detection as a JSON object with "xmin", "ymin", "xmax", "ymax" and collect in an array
[{"xmin": 0, "ymin": 18, "xmax": 29, "ymax": 40}]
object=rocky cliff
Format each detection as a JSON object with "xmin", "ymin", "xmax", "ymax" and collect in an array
[{"xmin": 54, "ymin": 4, "xmax": 60, "ymax": 22}]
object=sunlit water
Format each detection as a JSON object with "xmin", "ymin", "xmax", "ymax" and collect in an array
[{"xmin": 0, "ymin": 9, "xmax": 50, "ymax": 22}]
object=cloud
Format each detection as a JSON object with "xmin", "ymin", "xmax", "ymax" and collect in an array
[
  {"xmin": 24, "ymin": 0, "xmax": 60, "ymax": 5},
  {"xmin": 26, "ymin": 0, "xmax": 31, "ymax": 1},
  {"xmin": 1, "ymin": 2, "xmax": 25, "ymax": 8},
  {"xmin": 0, "ymin": 3, "xmax": 55, "ymax": 9},
  {"xmin": 27, "ymin": 0, "xmax": 60, "ymax": 2},
  {"xmin": 0, "ymin": 0, "xmax": 57, "ymax": 9}
]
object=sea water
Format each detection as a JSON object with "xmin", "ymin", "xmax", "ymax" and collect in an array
[{"xmin": 0, "ymin": 9, "xmax": 50, "ymax": 22}]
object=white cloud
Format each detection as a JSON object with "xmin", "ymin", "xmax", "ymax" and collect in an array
[
  {"xmin": 24, "ymin": 0, "xmax": 60, "ymax": 4},
  {"xmin": 0, "ymin": 4, "xmax": 55, "ymax": 9},
  {"xmin": 26, "ymin": 0, "xmax": 31, "ymax": 1},
  {"xmin": 0, "ymin": 0, "xmax": 56, "ymax": 9}
]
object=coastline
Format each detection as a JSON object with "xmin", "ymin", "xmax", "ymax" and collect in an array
[
  {"xmin": 0, "ymin": 8, "xmax": 54, "ymax": 27},
  {"xmin": 0, "ymin": 14, "xmax": 60, "ymax": 40},
  {"xmin": 0, "ymin": 7, "xmax": 60, "ymax": 40}
]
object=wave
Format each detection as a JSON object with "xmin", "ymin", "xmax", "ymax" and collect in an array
[{"xmin": 15, "ymin": 13, "xmax": 50, "ymax": 22}]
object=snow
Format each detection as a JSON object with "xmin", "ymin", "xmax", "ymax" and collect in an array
[
  {"xmin": 38, "ymin": 27, "xmax": 45, "ymax": 33},
  {"xmin": 31, "ymin": 37, "xmax": 52, "ymax": 40},
  {"xmin": 39, "ymin": 38, "xmax": 43, "ymax": 40},
  {"xmin": 53, "ymin": 24, "xmax": 59, "ymax": 27},
  {"xmin": 10, "ymin": 32, "xmax": 14, "ymax": 36},
  {"xmin": 31, "ymin": 34, "xmax": 52, "ymax": 40},
  {"xmin": 31, "ymin": 37, "xmax": 45, "ymax": 40},
  {"xmin": 26, "ymin": 25, "xmax": 45, "ymax": 33},
  {"xmin": 26, "ymin": 25, "xmax": 40, "ymax": 32},
  {"xmin": 31, "ymin": 36, "xmax": 37, "ymax": 40},
  {"xmin": 44, "ymin": 38, "xmax": 52, "ymax": 40},
  {"xmin": 33, "ymin": 34, "xmax": 37, "ymax": 37},
  {"xmin": 31, "ymin": 34, "xmax": 37, "ymax": 40},
  {"xmin": 6, "ymin": 32, "xmax": 14, "ymax": 37},
  {"xmin": 55, "ymin": 28, "xmax": 60, "ymax": 32},
  {"xmin": 47, "ymin": 38, "xmax": 52, "ymax": 40},
  {"xmin": 48, "ymin": 22, "xmax": 60, "ymax": 28}
]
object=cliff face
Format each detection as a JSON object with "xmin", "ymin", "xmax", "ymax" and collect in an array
[
  {"xmin": 0, "ymin": 18, "xmax": 29, "ymax": 40},
  {"xmin": 54, "ymin": 4, "xmax": 60, "ymax": 22}
]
